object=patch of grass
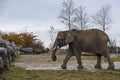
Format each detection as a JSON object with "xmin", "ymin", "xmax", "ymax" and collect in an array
[
  {"xmin": 14, "ymin": 56, "xmax": 24, "ymax": 62},
  {"xmin": 112, "ymin": 55, "xmax": 120, "ymax": 61},
  {"xmin": 1, "ymin": 54, "xmax": 119, "ymax": 80},
  {"xmin": 82, "ymin": 56, "xmax": 97, "ymax": 60},
  {"xmin": 103, "ymin": 54, "xmax": 120, "ymax": 62},
  {"xmin": 81, "ymin": 54, "xmax": 120, "ymax": 62},
  {"xmin": 0, "ymin": 65, "xmax": 120, "ymax": 80}
]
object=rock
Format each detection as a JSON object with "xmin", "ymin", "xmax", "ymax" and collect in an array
[
  {"xmin": 20, "ymin": 47, "xmax": 33, "ymax": 53},
  {"xmin": 34, "ymin": 49, "xmax": 43, "ymax": 53},
  {"xmin": 0, "ymin": 57, "xmax": 3, "ymax": 69}
]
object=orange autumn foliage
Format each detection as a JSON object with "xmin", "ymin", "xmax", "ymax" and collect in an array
[
  {"xmin": 18, "ymin": 32, "xmax": 36, "ymax": 47},
  {"xmin": 2, "ymin": 32, "xmax": 22, "ymax": 46},
  {"xmin": 2, "ymin": 32, "xmax": 44, "ymax": 48}
]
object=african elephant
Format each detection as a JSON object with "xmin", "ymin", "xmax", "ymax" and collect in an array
[{"xmin": 52, "ymin": 29, "xmax": 114, "ymax": 69}]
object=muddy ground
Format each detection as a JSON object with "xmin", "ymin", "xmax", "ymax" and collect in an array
[{"xmin": 14, "ymin": 53, "xmax": 120, "ymax": 72}]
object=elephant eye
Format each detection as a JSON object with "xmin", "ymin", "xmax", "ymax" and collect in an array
[
  {"xmin": 58, "ymin": 39, "xmax": 62, "ymax": 42},
  {"xmin": 57, "ymin": 39, "xmax": 60, "ymax": 42},
  {"xmin": 58, "ymin": 39, "xmax": 64, "ymax": 43}
]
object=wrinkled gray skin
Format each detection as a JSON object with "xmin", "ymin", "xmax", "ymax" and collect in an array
[{"xmin": 52, "ymin": 29, "xmax": 114, "ymax": 69}]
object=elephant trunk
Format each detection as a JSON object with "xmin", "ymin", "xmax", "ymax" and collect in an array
[
  {"xmin": 52, "ymin": 47, "xmax": 57, "ymax": 61},
  {"xmin": 51, "ymin": 39, "xmax": 58, "ymax": 61}
]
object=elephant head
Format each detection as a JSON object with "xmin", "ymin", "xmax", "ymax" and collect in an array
[{"xmin": 52, "ymin": 30, "xmax": 75, "ymax": 61}]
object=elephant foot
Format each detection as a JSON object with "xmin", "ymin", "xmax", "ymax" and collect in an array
[
  {"xmin": 77, "ymin": 66, "xmax": 83, "ymax": 69},
  {"xmin": 95, "ymin": 65, "xmax": 101, "ymax": 69},
  {"xmin": 61, "ymin": 64, "xmax": 67, "ymax": 69}
]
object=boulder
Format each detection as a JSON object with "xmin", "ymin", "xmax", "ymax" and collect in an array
[
  {"xmin": 20, "ymin": 47, "xmax": 33, "ymax": 53},
  {"xmin": 0, "ymin": 57, "xmax": 3, "ymax": 69},
  {"xmin": 34, "ymin": 49, "xmax": 44, "ymax": 53}
]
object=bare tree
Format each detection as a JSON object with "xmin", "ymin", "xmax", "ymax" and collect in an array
[
  {"xmin": 75, "ymin": 6, "xmax": 89, "ymax": 30},
  {"xmin": 109, "ymin": 38, "xmax": 117, "ymax": 47},
  {"xmin": 109, "ymin": 38, "xmax": 117, "ymax": 53},
  {"xmin": 49, "ymin": 26, "xmax": 56, "ymax": 49},
  {"xmin": 91, "ymin": 5, "xmax": 112, "ymax": 31},
  {"xmin": 0, "ymin": 30, "xmax": 4, "ymax": 36},
  {"xmin": 59, "ymin": 0, "xmax": 76, "ymax": 30}
]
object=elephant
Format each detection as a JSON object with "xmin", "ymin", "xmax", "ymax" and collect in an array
[{"xmin": 51, "ymin": 29, "xmax": 114, "ymax": 69}]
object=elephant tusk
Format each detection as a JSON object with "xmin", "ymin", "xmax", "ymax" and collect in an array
[{"xmin": 52, "ymin": 47, "xmax": 57, "ymax": 51}]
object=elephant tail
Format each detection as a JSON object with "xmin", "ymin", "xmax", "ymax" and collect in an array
[
  {"xmin": 104, "ymin": 33, "xmax": 111, "ymax": 45},
  {"xmin": 101, "ymin": 31, "xmax": 110, "ymax": 44},
  {"xmin": 105, "ymin": 33, "xmax": 110, "ymax": 44},
  {"xmin": 107, "ymin": 36, "xmax": 110, "ymax": 43}
]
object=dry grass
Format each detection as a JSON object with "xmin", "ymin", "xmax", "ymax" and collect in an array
[
  {"xmin": 0, "ymin": 65, "xmax": 120, "ymax": 80},
  {"xmin": 0, "ymin": 52, "xmax": 120, "ymax": 80},
  {"xmin": 15, "ymin": 52, "xmax": 120, "ymax": 64}
]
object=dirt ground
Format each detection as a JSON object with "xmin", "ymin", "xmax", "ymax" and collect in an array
[{"xmin": 14, "ymin": 53, "xmax": 120, "ymax": 72}]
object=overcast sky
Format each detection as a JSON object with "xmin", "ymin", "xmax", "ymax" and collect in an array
[{"xmin": 0, "ymin": 0, "xmax": 120, "ymax": 47}]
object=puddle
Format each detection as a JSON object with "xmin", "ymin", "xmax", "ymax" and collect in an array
[
  {"xmin": 14, "ymin": 61, "xmax": 120, "ymax": 72},
  {"xmin": 14, "ymin": 54, "xmax": 120, "ymax": 72}
]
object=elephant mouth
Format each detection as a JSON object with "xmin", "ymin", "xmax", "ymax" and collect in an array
[{"xmin": 59, "ymin": 43, "xmax": 66, "ymax": 48}]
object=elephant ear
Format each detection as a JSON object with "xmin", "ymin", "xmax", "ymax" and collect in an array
[
  {"xmin": 65, "ymin": 32, "xmax": 75, "ymax": 44},
  {"xmin": 53, "ymin": 38, "xmax": 59, "ymax": 48}
]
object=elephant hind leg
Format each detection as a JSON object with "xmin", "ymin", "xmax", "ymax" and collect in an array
[
  {"xmin": 103, "ymin": 52, "xmax": 114, "ymax": 69},
  {"xmin": 95, "ymin": 54, "xmax": 102, "ymax": 69}
]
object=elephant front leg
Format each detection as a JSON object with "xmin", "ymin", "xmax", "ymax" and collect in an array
[
  {"xmin": 74, "ymin": 50, "xmax": 83, "ymax": 69},
  {"xmin": 95, "ymin": 54, "xmax": 102, "ymax": 69},
  {"xmin": 76, "ymin": 54, "xmax": 83, "ymax": 69},
  {"xmin": 61, "ymin": 52, "xmax": 72, "ymax": 69}
]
